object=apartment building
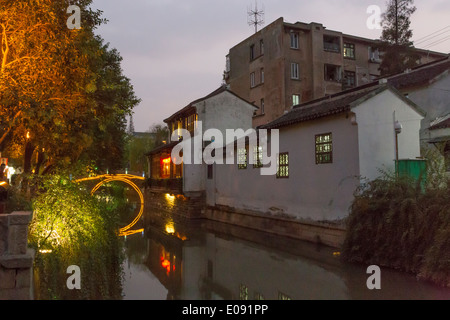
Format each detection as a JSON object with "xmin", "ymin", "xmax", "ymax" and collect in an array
[{"xmin": 224, "ymin": 17, "xmax": 448, "ymax": 127}]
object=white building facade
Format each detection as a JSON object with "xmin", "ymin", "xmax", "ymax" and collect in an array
[{"xmin": 205, "ymin": 84, "xmax": 424, "ymax": 225}]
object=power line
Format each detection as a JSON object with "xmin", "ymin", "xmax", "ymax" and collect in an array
[
  {"xmin": 423, "ymin": 35, "xmax": 450, "ymax": 49},
  {"xmin": 414, "ymin": 25, "xmax": 450, "ymax": 43},
  {"xmin": 415, "ymin": 27, "xmax": 450, "ymax": 45}
]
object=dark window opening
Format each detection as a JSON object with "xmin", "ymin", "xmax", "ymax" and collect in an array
[
  {"xmin": 323, "ymin": 35, "xmax": 340, "ymax": 53},
  {"xmin": 324, "ymin": 64, "xmax": 342, "ymax": 82}
]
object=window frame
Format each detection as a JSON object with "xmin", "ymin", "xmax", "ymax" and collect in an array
[
  {"xmin": 237, "ymin": 148, "xmax": 248, "ymax": 170},
  {"xmin": 292, "ymin": 94, "xmax": 301, "ymax": 106},
  {"xmin": 250, "ymin": 72, "xmax": 256, "ymax": 88},
  {"xmin": 323, "ymin": 35, "xmax": 341, "ymax": 53},
  {"xmin": 253, "ymin": 145, "xmax": 263, "ymax": 168},
  {"xmin": 343, "ymin": 43, "xmax": 355, "ymax": 59},
  {"xmin": 250, "ymin": 44, "xmax": 255, "ymax": 61},
  {"xmin": 324, "ymin": 64, "xmax": 342, "ymax": 82},
  {"xmin": 276, "ymin": 152, "xmax": 289, "ymax": 179},
  {"xmin": 290, "ymin": 62, "xmax": 299, "ymax": 80},
  {"xmin": 290, "ymin": 32, "xmax": 299, "ymax": 49},
  {"xmin": 344, "ymin": 70, "xmax": 356, "ymax": 88}
]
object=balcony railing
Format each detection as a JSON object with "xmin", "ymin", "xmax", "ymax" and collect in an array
[
  {"xmin": 145, "ymin": 178, "xmax": 183, "ymax": 193},
  {"xmin": 323, "ymin": 42, "xmax": 340, "ymax": 53}
]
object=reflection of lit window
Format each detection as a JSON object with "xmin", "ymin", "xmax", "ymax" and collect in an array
[
  {"xmin": 160, "ymin": 248, "xmax": 174, "ymax": 275},
  {"xmin": 237, "ymin": 148, "xmax": 247, "ymax": 170},
  {"xmin": 165, "ymin": 193, "xmax": 175, "ymax": 209},
  {"xmin": 278, "ymin": 292, "xmax": 291, "ymax": 300},
  {"xmin": 253, "ymin": 146, "xmax": 263, "ymax": 168},
  {"xmin": 255, "ymin": 292, "xmax": 265, "ymax": 300},
  {"xmin": 165, "ymin": 220, "xmax": 175, "ymax": 234},
  {"xmin": 239, "ymin": 284, "xmax": 248, "ymax": 300}
]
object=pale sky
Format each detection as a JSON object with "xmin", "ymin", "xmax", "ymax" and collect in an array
[{"xmin": 91, "ymin": 0, "xmax": 450, "ymax": 132}]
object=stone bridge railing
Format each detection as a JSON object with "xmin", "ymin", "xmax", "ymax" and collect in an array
[{"xmin": 0, "ymin": 212, "xmax": 34, "ymax": 300}]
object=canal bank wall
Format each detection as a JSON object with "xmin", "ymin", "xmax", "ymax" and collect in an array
[
  {"xmin": 143, "ymin": 189, "xmax": 346, "ymax": 248},
  {"xmin": 0, "ymin": 211, "xmax": 34, "ymax": 300}
]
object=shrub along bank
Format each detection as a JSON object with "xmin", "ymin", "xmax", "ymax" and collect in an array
[{"xmin": 342, "ymin": 173, "xmax": 450, "ymax": 288}]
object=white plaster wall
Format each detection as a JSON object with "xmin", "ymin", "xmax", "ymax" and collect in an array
[
  {"xmin": 210, "ymin": 113, "xmax": 361, "ymax": 221},
  {"xmin": 352, "ymin": 89, "xmax": 423, "ymax": 180},
  {"xmin": 184, "ymin": 91, "xmax": 256, "ymax": 193}
]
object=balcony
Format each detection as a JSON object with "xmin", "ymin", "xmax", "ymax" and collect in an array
[{"xmin": 323, "ymin": 35, "xmax": 341, "ymax": 53}]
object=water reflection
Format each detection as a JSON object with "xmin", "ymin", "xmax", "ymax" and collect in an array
[{"xmin": 120, "ymin": 213, "xmax": 450, "ymax": 300}]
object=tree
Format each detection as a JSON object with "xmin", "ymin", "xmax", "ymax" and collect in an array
[
  {"xmin": 150, "ymin": 123, "xmax": 169, "ymax": 148},
  {"xmin": 125, "ymin": 123, "xmax": 169, "ymax": 175},
  {"xmin": 379, "ymin": 0, "xmax": 420, "ymax": 75}
]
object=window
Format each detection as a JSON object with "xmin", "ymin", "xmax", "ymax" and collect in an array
[
  {"xmin": 225, "ymin": 55, "xmax": 231, "ymax": 73},
  {"xmin": 260, "ymin": 98, "xmax": 265, "ymax": 115},
  {"xmin": 239, "ymin": 284, "xmax": 249, "ymax": 300},
  {"xmin": 315, "ymin": 133, "xmax": 333, "ymax": 164},
  {"xmin": 324, "ymin": 64, "xmax": 342, "ymax": 82},
  {"xmin": 186, "ymin": 113, "xmax": 198, "ymax": 134},
  {"xmin": 323, "ymin": 35, "xmax": 340, "ymax": 53},
  {"xmin": 343, "ymin": 71, "xmax": 356, "ymax": 88},
  {"xmin": 291, "ymin": 63, "xmax": 299, "ymax": 79},
  {"xmin": 160, "ymin": 157, "xmax": 171, "ymax": 178},
  {"xmin": 250, "ymin": 44, "xmax": 255, "ymax": 60},
  {"xmin": 276, "ymin": 152, "xmax": 289, "ymax": 178},
  {"xmin": 369, "ymin": 47, "xmax": 381, "ymax": 63},
  {"xmin": 292, "ymin": 94, "xmax": 301, "ymax": 106},
  {"xmin": 260, "ymin": 68, "xmax": 264, "ymax": 84},
  {"xmin": 254, "ymin": 292, "xmax": 265, "ymax": 300},
  {"xmin": 278, "ymin": 292, "xmax": 291, "ymax": 300},
  {"xmin": 237, "ymin": 148, "xmax": 247, "ymax": 169},
  {"xmin": 260, "ymin": 39, "xmax": 264, "ymax": 55},
  {"xmin": 250, "ymin": 72, "xmax": 255, "ymax": 88},
  {"xmin": 290, "ymin": 32, "xmax": 299, "ymax": 49},
  {"xmin": 253, "ymin": 146, "xmax": 263, "ymax": 168},
  {"xmin": 207, "ymin": 164, "xmax": 213, "ymax": 179},
  {"xmin": 343, "ymin": 43, "xmax": 355, "ymax": 59}
]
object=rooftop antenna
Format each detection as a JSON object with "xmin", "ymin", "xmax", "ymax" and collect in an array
[{"xmin": 247, "ymin": 1, "xmax": 265, "ymax": 33}]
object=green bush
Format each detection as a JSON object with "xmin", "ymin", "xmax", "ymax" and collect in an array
[{"xmin": 28, "ymin": 171, "xmax": 124, "ymax": 299}]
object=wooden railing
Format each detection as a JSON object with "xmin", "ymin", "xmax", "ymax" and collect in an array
[{"xmin": 145, "ymin": 178, "xmax": 183, "ymax": 193}]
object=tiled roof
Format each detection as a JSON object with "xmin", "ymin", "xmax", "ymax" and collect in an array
[
  {"xmin": 164, "ymin": 85, "xmax": 256, "ymax": 123},
  {"xmin": 260, "ymin": 84, "xmax": 383, "ymax": 129},
  {"xmin": 429, "ymin": 113, "xmax": 450, "ymax": 130},
  {"xmin": 386, "ymin": 57, "xmax": 450, "ymax": 90},
  {"xmin": 145, "ymin": 140, "xmax": 180, "ymax": 156}
]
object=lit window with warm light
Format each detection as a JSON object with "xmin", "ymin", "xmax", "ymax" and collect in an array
[{"xmin": 161, "ymin": 157, "xmax": 171, "ymax": 178}]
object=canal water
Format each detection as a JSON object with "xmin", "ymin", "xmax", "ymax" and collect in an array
[{"xmin": 119, "ymin": 206, "xmax": 450, "ymax": 300}]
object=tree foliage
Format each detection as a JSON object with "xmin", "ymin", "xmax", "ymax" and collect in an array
[
  {"xmin": 28, "ymin": 168, "xmax": 125, "ymax": 299},
  {"xmin": 0, "ymin": 0, "xmax": 139, "ymax": 175},
  {"xmin": 126, "ymin": 123, "xmax": 169, "ymax": 175},
  {"xmin": 379, "ymin": 0, "xmax": 420, "ymax": 76}
]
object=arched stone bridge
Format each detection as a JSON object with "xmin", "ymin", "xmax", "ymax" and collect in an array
[{"xmin": 75, "ymin": 174, "xmax": 145, "ymax": 236}]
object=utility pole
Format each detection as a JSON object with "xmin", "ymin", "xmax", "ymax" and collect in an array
[{"xmin": 247, "ymin": 1, "xmax": 265, "ymax": 34}]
